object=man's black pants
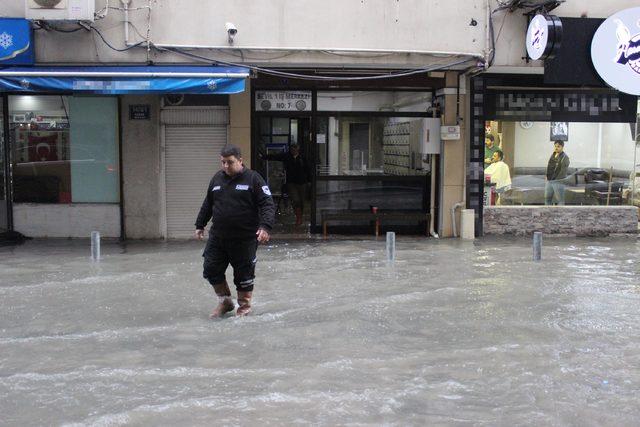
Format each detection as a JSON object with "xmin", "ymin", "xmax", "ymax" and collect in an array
[{"xmin": 203, "ymin": 236, "xmax": 258, "ymax": 292}]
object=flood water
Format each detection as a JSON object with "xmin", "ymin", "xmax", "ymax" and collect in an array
[{"xmin": 1, "ymin": 236, "xmax": 639, "ymax": 426}]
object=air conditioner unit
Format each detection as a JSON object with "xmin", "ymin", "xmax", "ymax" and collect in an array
[{"xmin": 25, "ymin": 0, "xmax": 95, "ymax": 22}]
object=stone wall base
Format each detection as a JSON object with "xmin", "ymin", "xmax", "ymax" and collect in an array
[{"xmin": 483, "ymin": 206, "xmax": 639, "ymax": 236}]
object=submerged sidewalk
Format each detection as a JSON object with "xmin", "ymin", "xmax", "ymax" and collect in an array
[{"xmin": 1, "ymin": 236, "xmax": 639, "ymax": 425}]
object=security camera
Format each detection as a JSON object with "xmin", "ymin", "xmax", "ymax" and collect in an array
[{"xmin": 225, "ymin": 22, "xmax": 237, "ymax": 44}]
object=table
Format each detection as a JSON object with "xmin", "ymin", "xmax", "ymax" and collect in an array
[{"xmin": 321, "ymin": 210, "xmax": 430, "ymax": 238}]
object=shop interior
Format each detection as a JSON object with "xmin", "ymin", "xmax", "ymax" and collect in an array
[
  {"xmin": 7, "ymin": 95, "xmax": 119, "ymax": 205},
  {"xmin": 253, "ymin": 90, "xmax": 438, "ymax": 234},
  {"xmin": 484, "ymin": 120, "xmax": 640, "ymax": 207}
]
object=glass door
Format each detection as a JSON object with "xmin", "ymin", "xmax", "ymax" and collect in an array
[{"xmin": 0, "ymin": 95, "xmax": 9, "ymax": 233}]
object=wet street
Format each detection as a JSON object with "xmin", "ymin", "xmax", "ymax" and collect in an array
[{"xmin": 1, "ymin": 236, "xmax": 639, "ymax": 426}]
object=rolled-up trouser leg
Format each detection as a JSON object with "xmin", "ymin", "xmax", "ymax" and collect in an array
[{"xmin": 229, "ymin": 238, "xmax": 258, "ymax": 292}]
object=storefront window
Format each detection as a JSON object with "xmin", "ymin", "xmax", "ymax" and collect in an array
[
  {"xmin": 483, "ymin": 120, "xmax": 638, "ymax": 207},
  {"xmin": 315, "ymin": 176, "xmax": 428, "ymax": 228},
  {"xmin": 316, "ymin": 116, "xmax": 433, "ymax": 176},
  {"xmin": 9, "ymin": 95, "xmax": 119, "ymax": 204},
  {"xmin": 69, "ymin": 97, "xmax": 119, "ymax": 203}
]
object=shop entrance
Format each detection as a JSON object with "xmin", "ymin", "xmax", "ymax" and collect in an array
[
  {"xmin": 254, "ymin": 115, "xmax": 313, "ymax": 230},
  {"xmin": 252, "ymin": 84, "xmax": 439, "ymax": 236}
]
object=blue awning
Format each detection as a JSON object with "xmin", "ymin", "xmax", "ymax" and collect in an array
[{"xmin": 0, "ymin": 66, "xmax": 249, "ymax": 94}]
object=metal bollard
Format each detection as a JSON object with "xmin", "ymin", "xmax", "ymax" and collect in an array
[
  {"xmin": 91, "ymin": 231, "xmax": 101, "ymax": 261},
  {"xmin": 533, "ymin": 231, "xmax": 542, "ymax": 261},
  {"xmin": 386, "ymin": 231, "xmax": 396, "ymax": 262}
]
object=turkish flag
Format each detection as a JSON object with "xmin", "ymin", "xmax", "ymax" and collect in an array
[{"xmin": 28, "ymin": 134, "xmax": 59, "ymax": 162}]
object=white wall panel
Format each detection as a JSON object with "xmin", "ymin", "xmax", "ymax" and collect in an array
[{"xmin": 13, "ymin": 204, "xmax": 120, "ymax": 238}]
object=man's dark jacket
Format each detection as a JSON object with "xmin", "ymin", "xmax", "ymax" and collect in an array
[
  {"xmin": 195, "ymin": 168, "xmax": 275, "ymax": 239},
  {"xmin": 546, "ymin": 152, "xmax": 570, "ymax": 181}
]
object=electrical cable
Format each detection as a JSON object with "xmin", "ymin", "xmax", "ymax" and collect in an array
[
  {"xmin": 33, "ymin": 21, "xmax": 85, "ymax": 33},
  {"xmin": 487, "ymin": 0, "xmax": 565, "ymax": 67},
  {"xmin": 125, "ymin": 21, "xmax": 150, "ymax": 41},
  {"xmin": 160, "ymin": 46, "xmax": 480, "ymax": 81},
  {"xmin": 218, "ymin": 49, "xmax": 299, "ymax": 61},
  {"xmin": 90, "ymin": 25, "xmax": 144, "ymax": 51}
]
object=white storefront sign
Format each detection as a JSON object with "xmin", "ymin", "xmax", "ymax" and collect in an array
[
  {"xmin": 255, "ymin": 90, "xmax": 312, "ymax": 111},
  {"xmin": 591, "ymin": 7, "xmax": 640, "ymax": 96},
  {"xmin": 526, "ymin": 14, "xmax": 562, "ymax": 61}
]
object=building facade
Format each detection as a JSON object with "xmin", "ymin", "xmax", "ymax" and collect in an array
[{"xmin": 0, "ymin": 0, "xmax": 637, "ymax": 239}]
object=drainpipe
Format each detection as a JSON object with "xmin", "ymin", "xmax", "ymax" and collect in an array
[
  {"xmin": 121, "ymin": 0, "xmax": 130, "ymax": 46},
  {"xmin": 451, "ymin": 201, "xmax": 465, "ymax": 237},
  {"xmin": 485, "ymin": 0, "xmax": 492, "ymax": 67}
]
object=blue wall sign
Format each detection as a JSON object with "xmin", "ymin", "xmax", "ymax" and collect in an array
[{"xmin": 0, "ymin": 18, "xmax": 34, "ymax": 65}]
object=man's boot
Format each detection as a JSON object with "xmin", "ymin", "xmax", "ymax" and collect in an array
[
  {"xmin": 294, "ymin": 208, "xmax": 302, "ymax": 226},
  {"xmin": 210, "ymin": 281, "xmax": 235, "ymax": 318},
  {"xmin": 236, "ymin": 291, "xmax": 253, "ymax": 316}
]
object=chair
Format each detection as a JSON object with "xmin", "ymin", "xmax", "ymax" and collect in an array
[{"xmin": 584, "ymin": 168, "xmax": 623, "ymax": 205}]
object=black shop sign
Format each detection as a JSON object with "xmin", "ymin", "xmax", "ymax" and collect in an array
[{"xmin": 129, "ymin": 104, "xmax": 150, "ymax": 120}]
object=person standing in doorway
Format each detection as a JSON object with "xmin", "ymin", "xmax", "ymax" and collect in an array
[
  {"xmin": 261, "ymin": 144, "xmax": 310, "ymax": 226},
  {"xmin": 545, "ymin": 140, "xmax": 571, "ymax": 205},
  {"xmin": 195, "ymin": 145, "xmax": 275, "ymax": 317}
]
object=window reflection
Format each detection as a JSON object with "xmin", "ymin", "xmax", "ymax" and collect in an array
[{"xmin": 11, "ymin": 96, "xmax": 71, "ymax": 203}]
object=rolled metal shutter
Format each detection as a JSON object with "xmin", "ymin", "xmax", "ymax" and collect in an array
[{"xmin": 164, "ymin": 108, "xmax": 228, "ymax": 239}]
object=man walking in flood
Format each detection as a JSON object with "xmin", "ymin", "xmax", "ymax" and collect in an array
[{"xmin": 195, "ymin": 145, "xmax": 275, "ymax": 317}]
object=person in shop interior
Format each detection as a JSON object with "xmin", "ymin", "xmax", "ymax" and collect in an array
[
  {"xmin": 484, "ymin": 134, "xmax": 500, "ymax": 165},
  {"xmin": 484, "ymin": 149, "xmax": 512, "ymax": 204},
  {"xmin": 545, "ymin": 140, "xmax": 571, "ymax": 205}
]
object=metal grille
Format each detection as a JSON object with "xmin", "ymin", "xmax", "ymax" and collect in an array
[
  {"xmin": 161, "ymin": 107, "xmax": 229, "ymax": 126},
  {"xmin": 165, "ymin": 125, "xmax": 227, "ymax": 239}
]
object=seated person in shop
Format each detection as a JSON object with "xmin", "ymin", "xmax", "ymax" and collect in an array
[
  {"xmin": 484, "ymin": 150, "xmax": 512, "ymax": 200},
  {"xmin": 260, "ymin": 144, "xmax": 310, "ymax": 225},
  {"xmin": 484, "ymin": 134, "xmax": 500, "ymax": 165}
]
